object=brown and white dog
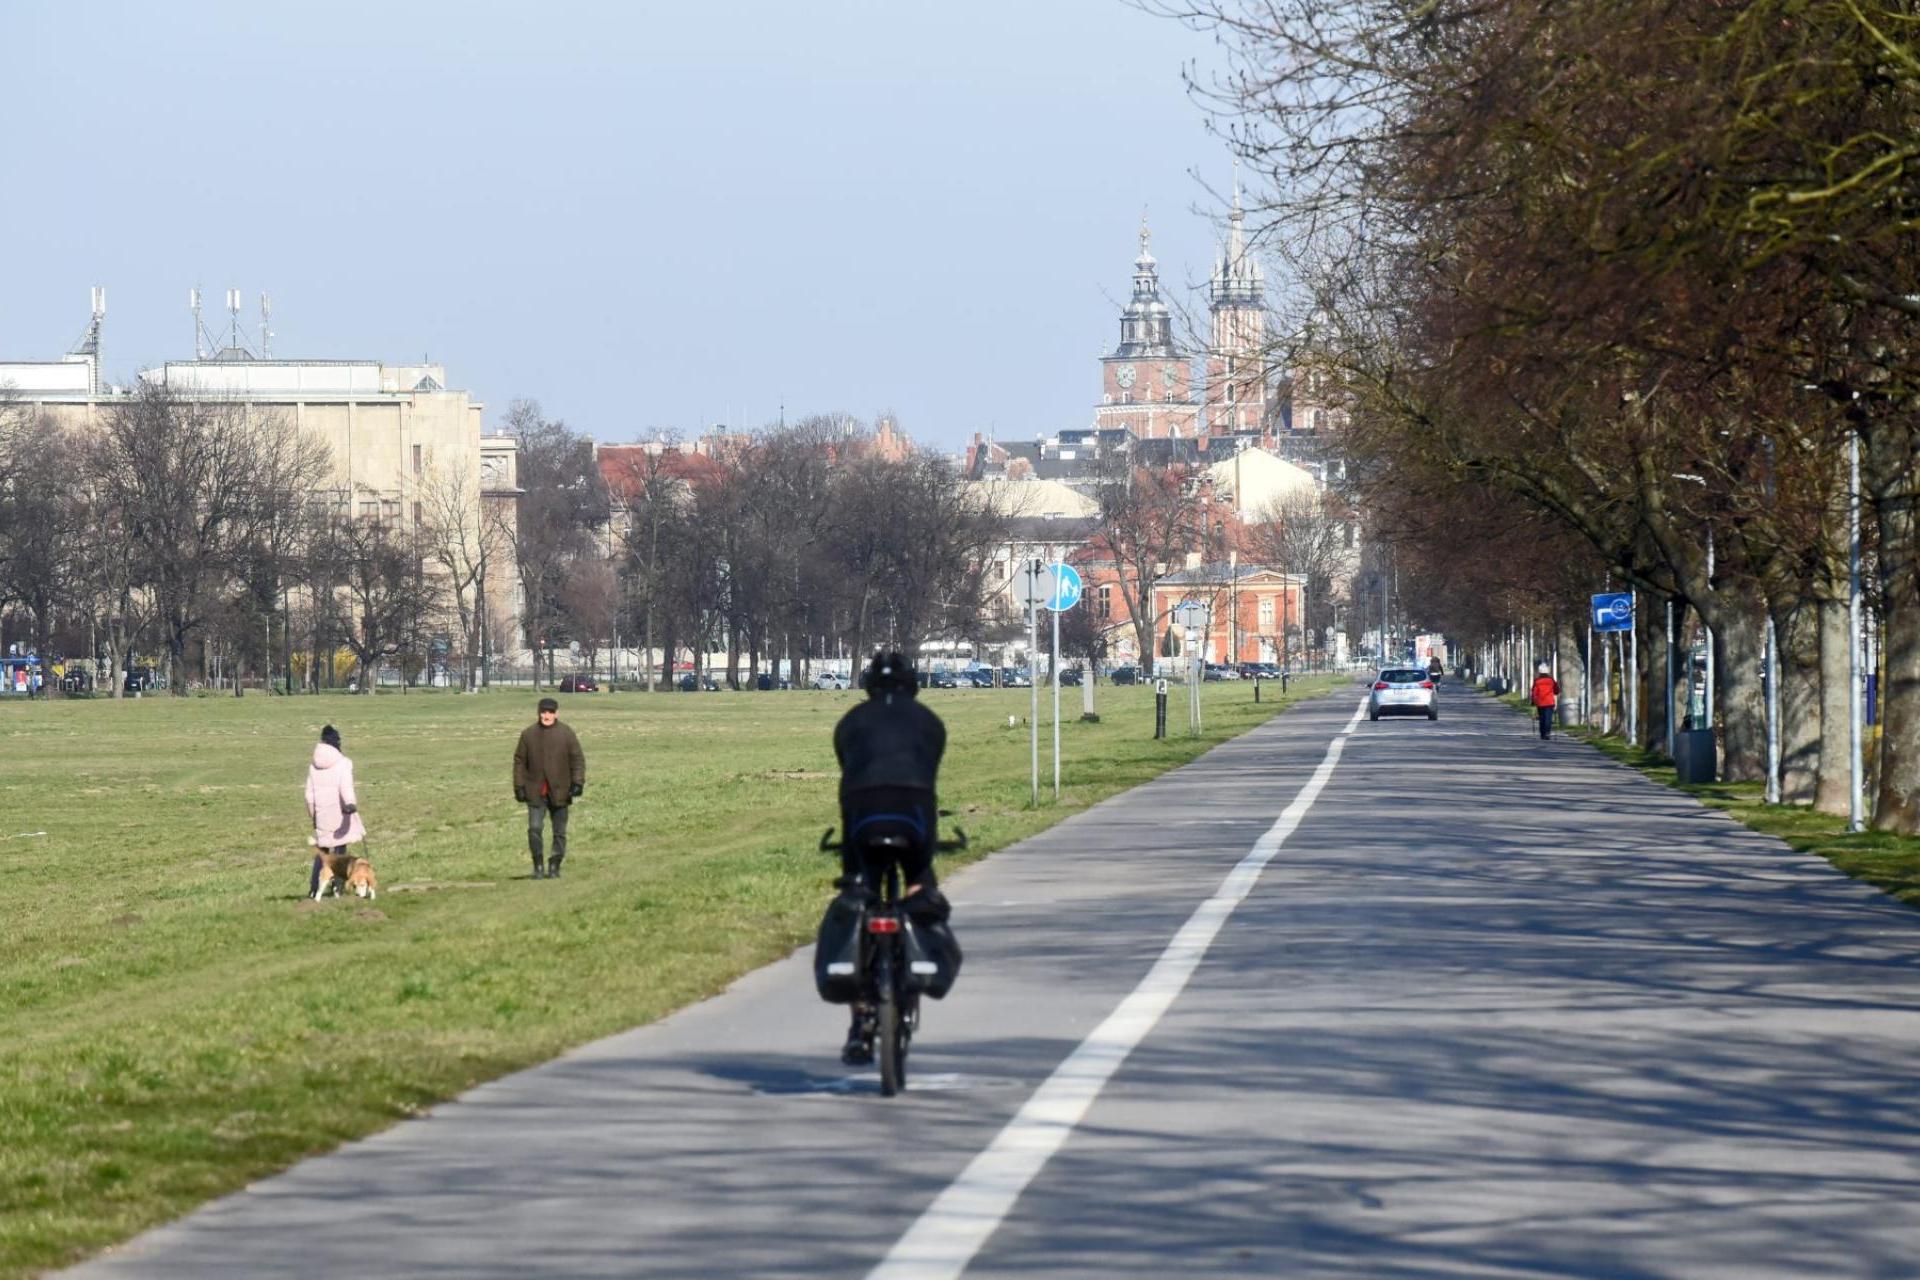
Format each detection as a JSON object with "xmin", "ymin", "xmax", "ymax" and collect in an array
[{"xmin": 313, "ymin": 849, "xmax": 378, "ymax": 900}]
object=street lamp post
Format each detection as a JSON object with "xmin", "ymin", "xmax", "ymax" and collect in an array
[{"xmin": 1848, "ymin": 428, "xmax": 1865, "ymax": 833}]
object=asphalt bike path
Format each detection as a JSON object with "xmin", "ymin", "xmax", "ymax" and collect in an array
[{"xmin": 64, "ymin": 683, "xmax": 1920, "ymax": 1278}]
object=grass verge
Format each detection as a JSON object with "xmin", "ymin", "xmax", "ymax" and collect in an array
[
  {"xmin": 0, "ymin": 675, "xmax": 1339, "ymax": 1277},
  {"xmin": 1487, "ymin": 687, "xmax": 1920, "ymax": 910}
]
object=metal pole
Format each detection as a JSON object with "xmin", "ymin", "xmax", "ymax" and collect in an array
[
  {"xmin": 1029, "ymin": 599, "xmax": 1039, "ymax": 808},
  {"xmin": 1051, "ymin": 599, "xmax": 1061, "ymax": 799},
  {"xmin": 1665, "ymin": 599, "xmax": 1675, "ymax": 759},
  {"xmin": 1704, "ymin": 528, "xmax": 1716, "ymax": 736},
  {"xmin": 1601, "ymin": 620, "xmax": 1612, "ymax": 734},
  {"xmin": 1765, "ymin": 612, "xmax": 1781, "ymax": 804},
  {"xmin": 1849, "ymin": 430, "xmax": 1865, "ymax": 832},
  {"xmin": 1628, "ymin": 592, "xmax": 1638, "ymax": 745}
]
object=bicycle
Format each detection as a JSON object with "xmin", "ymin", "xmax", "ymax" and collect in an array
[{"xmin": 817, "ymin": 822, "xmax": 967, "ymax": 1097}]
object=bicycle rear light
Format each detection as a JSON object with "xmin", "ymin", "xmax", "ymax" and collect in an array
[{"xmin": 867, "ymin": 918, "xmax": 900, "ymax": 934}]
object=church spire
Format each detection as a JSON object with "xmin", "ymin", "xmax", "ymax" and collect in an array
[{"xmin": 1115, "ymin": 214, "xmax": 1177, "ymax": 358}]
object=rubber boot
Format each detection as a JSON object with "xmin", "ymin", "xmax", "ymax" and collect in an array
[
  {"xmin": 531, "ymin": 856, "xmax": 547, "ymax": 880},
  {"xmin": 547, "ymin": 853, "xmax": 563, "ymax": 880}
]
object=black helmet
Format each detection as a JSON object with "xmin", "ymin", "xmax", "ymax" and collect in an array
[{"xmin": 864, "ymin": 650, "xmax": 918, "ymax": 697}]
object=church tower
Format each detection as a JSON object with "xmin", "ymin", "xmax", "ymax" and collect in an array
[
  {"xmin": 1095, "ymin": 218, "xmax": 1198, "ymax": 439},
  {"xmin": 1204, "ymin": 172, "xmax": 1271, "ymax": 439}
]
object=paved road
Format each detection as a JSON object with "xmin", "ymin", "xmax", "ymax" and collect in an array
[{"xmin": 67, "ymin": 684, "xmax": 1920, "ymax": 1278}]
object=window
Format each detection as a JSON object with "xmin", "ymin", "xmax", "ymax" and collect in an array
[
  {"xmin": 412, "ymin": 501, "xmax": 422, "ymax": 527},
  {"xmin": 1258, "ymin": 598, "xmax": 1275, "ymax": 627},
  {"xmin": 412, "ymin": 444, "xmax": 422, "ymax": 476},
  {"xmin": 1098, "ymin": 584, "xmax": 1111, "ymax": 620}
]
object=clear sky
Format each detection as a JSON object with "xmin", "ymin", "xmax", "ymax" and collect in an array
[{"xmin": 3, "ymin": 1, "xmax": 1244, "ymax": 452}]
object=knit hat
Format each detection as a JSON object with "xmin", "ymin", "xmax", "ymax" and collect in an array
[
  {"xmin": 537, "ymin": 697, "xmax": 559, "ymax": 713},
  {"xmin": 320, "ymin": 724, "xmax": 342, "ymax": 748},
  {"xmin": 1537, "ymin": 663, "xmax": 1551, "ymax": 674}
]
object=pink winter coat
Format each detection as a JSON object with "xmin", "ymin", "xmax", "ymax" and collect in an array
[{"xmin": 305, "ymin": 743, "xmax": 366, "ymax": 848}]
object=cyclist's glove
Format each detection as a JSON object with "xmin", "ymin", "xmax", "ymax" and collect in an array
[
  {"xmin": 570, "ymin": 782, "xmax": 584, "ymax": 799},
  {"xmin": 514, "ymin": 785, "xmax": 528, "ymax": 803}
]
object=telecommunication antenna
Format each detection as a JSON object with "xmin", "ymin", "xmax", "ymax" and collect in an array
[
  {"xmin": 260, "ymin": 292, "xmax": 273, "ymax": 358},
  {"xmin": 190, "ymin": 288, "xmax": 206, "ymax": 359},
  {"xmin": 225, "ymin": 288, "xmax": 243, "ymax": 352},
  {"xmin": 78, "ymin": 287, "xmax": 107, "ymax": 393}
]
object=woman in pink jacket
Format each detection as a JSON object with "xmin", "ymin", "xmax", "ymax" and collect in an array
[{"xmin": 305, "ymin": 724, "xmax": 366, "ymax": 897}]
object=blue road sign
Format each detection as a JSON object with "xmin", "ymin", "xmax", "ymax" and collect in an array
[
  {"xmin": 1592, "ymin": 591, "xmax": 1634, "ymax": 632},
  {"xmin": 1047, "ymin": 563, "xmax": 1083, "ymax": 612}
]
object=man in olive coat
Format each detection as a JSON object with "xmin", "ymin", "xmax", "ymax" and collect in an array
[{"xmin": 513, "ymin": 696, "xmax": 586, "ymax": 879}]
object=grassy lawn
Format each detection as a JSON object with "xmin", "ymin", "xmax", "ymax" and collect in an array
[
  {"xmin": 0, "ymin": 674, "xmax": 1340, "ymax": 1277},
  {"xmin": 1490, "ymin": 689, "xmax": 1920, "ymax": 910}
]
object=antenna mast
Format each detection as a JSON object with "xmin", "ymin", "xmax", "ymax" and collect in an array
[
  {"xmin": 260, "ymin": 292, "xmax": 273, "ymax": 358},
  {"xmin": 190, "ymin": 288, "xmax": 206, "ymax": 359}
]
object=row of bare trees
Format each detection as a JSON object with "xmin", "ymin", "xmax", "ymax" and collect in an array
[
  {"xmin": 1165, "ymin": 0, "xmax": 1920, "ymax": 830},
  {"xmin": 584, "ymin": 412, "xmax": 1006, "ymax": 688},
  {"xmin": 0, "ymin": 385, "xmax": 456, "ymax": 695}
]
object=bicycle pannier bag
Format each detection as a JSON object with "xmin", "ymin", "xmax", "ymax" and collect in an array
[
  {"xmin": 813, "ymin": 891, "xmax": 867, "ymax": 1004},
  {"xmin": 901, "ymin": 916, "xmax": 963, "ymax": 999}
]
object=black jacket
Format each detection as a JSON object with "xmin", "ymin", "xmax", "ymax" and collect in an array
[{"xmin": 833, "ymin": 692, "xmax": 946, "ymax": 796}]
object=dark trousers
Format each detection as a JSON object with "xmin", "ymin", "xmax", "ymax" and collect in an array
[
  {"xmin": 1537, "ymin": 705, "xmax": 1554, "ymax": 739},
  {"xmin": 528, "ymin": 802, "xmax": 569, "ymax": 864}
]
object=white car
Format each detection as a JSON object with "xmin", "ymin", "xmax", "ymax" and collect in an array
[
  {"xmin": 812, "ymin": 671, "xmax": 849, "ymax": 690},
  {"xmin": 1368, "ymin": 666, "xmax": 1438, "ymax": 720}
]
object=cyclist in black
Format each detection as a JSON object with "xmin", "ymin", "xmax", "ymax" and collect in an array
[{"xmin": 832, "ymin": 650, "xmax": 948, "ymax": 1064}]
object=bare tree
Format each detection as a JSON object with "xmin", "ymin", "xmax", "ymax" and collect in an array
[
  {"xmin": 1089, "ymin": 457, "xmax": 1204, "ymax": 666},
  {"xmin": 506, "ymin": 401, "xmax": 608, "ymax": 686}
]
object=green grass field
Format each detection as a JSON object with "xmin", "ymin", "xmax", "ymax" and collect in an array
[{"xmin": 0, "ymin": 675, "xmax": 1340, "ymax": 1277}]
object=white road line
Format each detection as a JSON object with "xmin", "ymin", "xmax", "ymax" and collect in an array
[{"xmin": 868, "ymin": 699, "xmax": 1368, "ymax": 1280}]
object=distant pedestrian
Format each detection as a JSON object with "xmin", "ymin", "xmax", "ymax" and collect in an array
[
  {"xmin": 305, "ymin": 725, "xmax": 365, "ymax": 896},
  {"xmin": 1530, "ymin": 663, "xmax": 1561, "ymax": 740},
  {"xmin": 513, "ymin": 696, "xmax": 586, "ymax": 879}
]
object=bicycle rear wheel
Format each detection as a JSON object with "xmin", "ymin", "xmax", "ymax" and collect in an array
[{"xmin": 876, "ymin": 982, "xmax": 906, "ymax": 1096}]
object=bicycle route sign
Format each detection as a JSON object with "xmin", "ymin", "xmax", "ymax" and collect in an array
[{"xmin": 1591, "ymin": 591, "xmax": 1634, "ymax": 632}]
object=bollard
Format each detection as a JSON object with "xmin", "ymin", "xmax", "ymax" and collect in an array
[
  {"xmin": 1254, "ymin": 678, "xmax": 1261, "ymax": 703},
  {"xmin": 1154, "ymin": 678, "xmax": 1168, "ymax": 739}
]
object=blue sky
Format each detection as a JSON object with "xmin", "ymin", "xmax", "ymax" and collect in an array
[{"xmin": 3, "ymin": 1, "xmax": 1249, "ymax": 450}]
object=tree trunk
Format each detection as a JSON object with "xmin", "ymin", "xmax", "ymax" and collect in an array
[
  {"xmin": 1556, "ymin": 624, "xmax": 1586, "ymax": 726},
  {"xmin": 1641, "ymin": 604, "xmax": 1671, "ymax": 748},
  {"xmin": 1776, "ymin": 603, "xmax": 1820, "ymax": 804},
  {"xmin": 643, "ymin": 604, "xmax": 655, "ymax": 692},
  {"xmin": 1716, "ymin": 597, "xmax": 1768, "ymax": 782},
  {"xmin": 1812, "ymin": 597, "xmax": 1853, "ymax": 814},
  {"xmin": 1872, "ymin": 485, "xmax": 1920, "ymax": 832}
]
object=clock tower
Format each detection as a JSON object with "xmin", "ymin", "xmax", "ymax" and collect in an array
[{"xmin": 1095, "ymin": 218, "xmax": 1198, "ymax": 439}]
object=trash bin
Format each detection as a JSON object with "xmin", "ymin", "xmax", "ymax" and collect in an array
[
  {"xmin": 755, "ymin": 673, "xmax": 772, "ymax": 691},
  {"xmin": 1674, "ymin": 728, "xmax": 1717, "ymax": 784}
]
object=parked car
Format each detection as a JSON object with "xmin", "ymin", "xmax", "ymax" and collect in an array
[
  {"xmin": 677, "ymin": 672, "xmax": 720, "ymax": 692},
  {"xmin": 59, "ymin": 668, "xmax": 93, "ymax": 694},
  {"xmin": 558, "ymin": 674, "xmax": 599, "ymax": 692},
  {"xmin": 1109, "ymin": 665, "xmax": 1140, "ymax": 685},
  {"xmin": 1367, "ymin": 666, "xmax": 1439, "ymax": 721},
  {"xmin": 926, "ymin": 669, "xmax": 959, "ymax": 689},
  {"xmin": 1000, "ymin": 667, "xmax": 1032, "ymax": 688},
  {"xmin": 1202, "ymin": 663, "xmax": 1228, "ymax": 682},
  {"xmin": 962, "ymin": 667, "xmax": 997, "ymax": 688},
  {"xmin": 812, "ymin": 670, "xmax": 849, "ymax": 690},
  {"xmin": 123, "ymin": 667, "xmax": 161, "ymax": 693},
  {"xmin": 1058, "ymin": 667, "xmax": 1083, "ymax": 686}
]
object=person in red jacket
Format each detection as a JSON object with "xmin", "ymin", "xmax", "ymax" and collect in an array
[{"xmin": 1530, "ymin": 663, "xmax": 1561, "ymax": 739}]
